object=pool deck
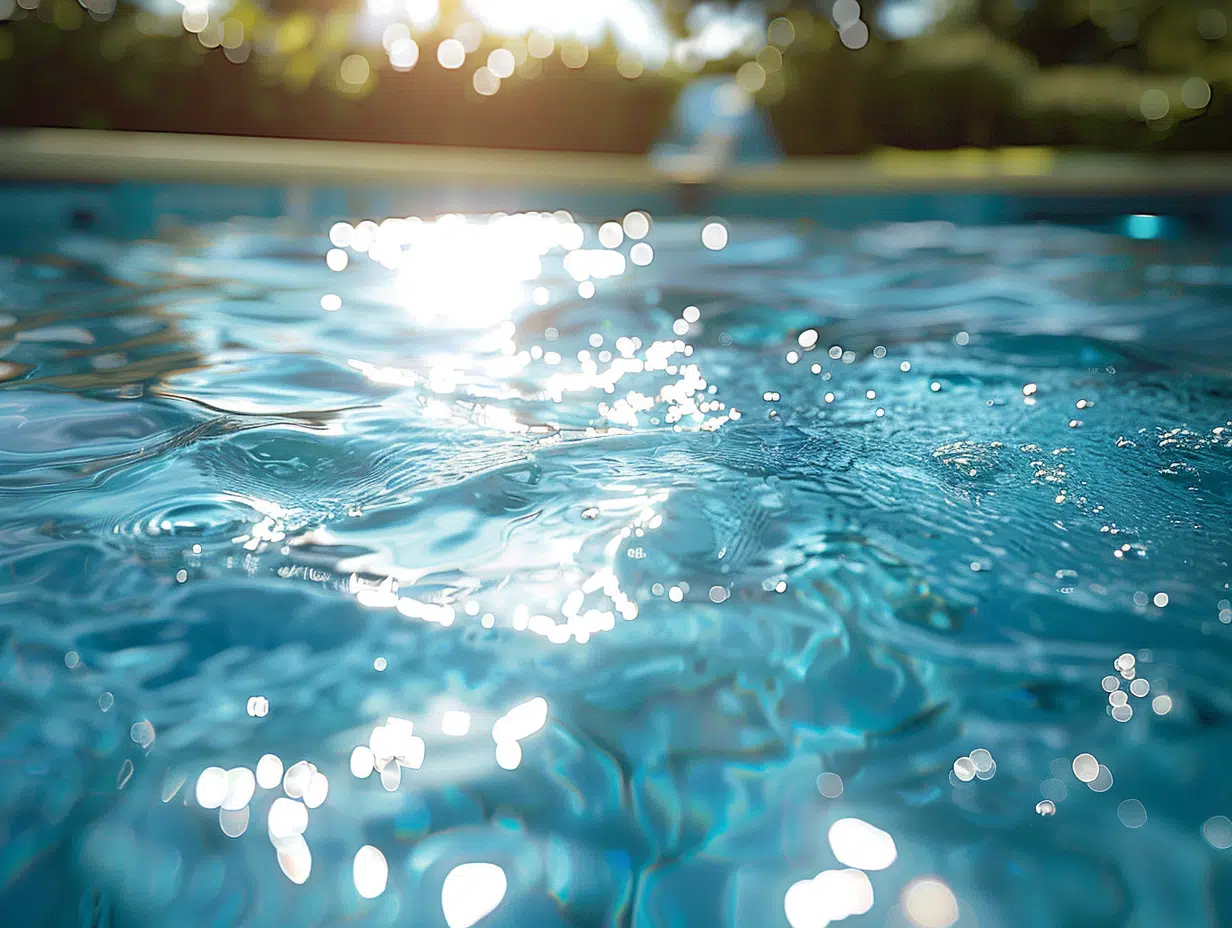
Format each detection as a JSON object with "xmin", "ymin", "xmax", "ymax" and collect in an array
[
  {"xmin": 2, "ymin": 128, "xmax": 1231, "ymax": 193},
  {"xmin": 1, "ymin": 129, "xmax": 1231, "ymax": 237}
]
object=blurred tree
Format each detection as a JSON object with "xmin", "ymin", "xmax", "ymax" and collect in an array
[{"xmin": 0, "ymin": 0, "xmax": 1227, "ymax": 153}]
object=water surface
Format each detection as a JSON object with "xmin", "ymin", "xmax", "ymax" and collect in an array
[{"xmin": 2, "ymin": 208, "xmax": 1231, "ymax": 928}]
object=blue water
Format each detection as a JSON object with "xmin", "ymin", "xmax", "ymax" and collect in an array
[{"xmin": 2, "ymin": 206, "xmax": 1231, "ymax": 928}]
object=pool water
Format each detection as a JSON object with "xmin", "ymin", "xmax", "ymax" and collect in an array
[{"xmin": 2, "ymin": 206, "xmax": 1231, "ymax": 928}]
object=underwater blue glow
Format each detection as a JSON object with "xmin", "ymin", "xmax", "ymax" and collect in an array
[{"xmin": 1125, "ymin": 213, "xmax": 1164, "ymax": 240}]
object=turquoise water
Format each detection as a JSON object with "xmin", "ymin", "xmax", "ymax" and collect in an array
[{"xmin": 2, "ymin": 206, "xmax": 1231, "ymax": 928}]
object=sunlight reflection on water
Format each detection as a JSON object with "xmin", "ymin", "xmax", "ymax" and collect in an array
[{"xmin": 2, "ymin": 205, "xmax": 1232, "ymax": 926}]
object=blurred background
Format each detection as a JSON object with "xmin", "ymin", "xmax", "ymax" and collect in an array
[{"xmin": 0, "ymin": 0, "xmax": 1227, "ymax": 156}]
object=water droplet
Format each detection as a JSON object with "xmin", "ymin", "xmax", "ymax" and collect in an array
[
  {"xmin": 354, "ymin": 845, "xmax": 389, "ymax": 899},
  {"xmin": 1117, "ymin": 799, "xmax": 1147, "ymax": 828},
  {"xmin": 277, "ymin": 834, "xmax": 312, "ymax": 884},
  {"xmin": 828, "ymin": 817, "xmax": 897, "ymax": 870},
  {"xmin": 1203, "ymin": 815, "xmax": 1232, "ymax": 849},
  {"xmin": 220, "ymin": 806, "xmax": 250, "ymax": 837},
  {"xmin": 817, "ymin": 772, "xmax": 844, "ymax": 798},
  {"xmin": 268, "ymin": 797, "xmax": 309, "ymax": 839},
  {"xmin": 1040, "ymin": 778, "xmax": 1067, "ymax": 802},
  {"xmin": 303, "ymin": 772, "xmax": 329, "ymax": 809},
  {"xmin": 1088, "ymin": 764, "xmax": 1114, "ymax": 792},
  {"xmin": 196, "ymin": 767, "xmax": 229, "ymax": 808},
  {"xmin": 380, "ymin": 762, "xmax": 402, "ymax": 791},
  {"xmin": 282, "ymin": 760, "xmax": 314, "ymax": 799},
  {"xmin": 222, "ymin": 767, "xmax": 255, "ymax": 811},
  {"xmin": 968, "ymin": 749, "xmax": 994, "ymax": 773},
  {"xmin": 256, "ymin": 754, "xmax": 283, "ymax": 789},
  {"xmin": 442, "ymin": 862, "xmax": 508, "ymax": 928},
  {"xmin": 495, "ymin": 740, "xmax": 522, "ymax": 770},
  {"xmin": 1072, "ymin": 753, "xmax": 1099, "ymax": 783}
]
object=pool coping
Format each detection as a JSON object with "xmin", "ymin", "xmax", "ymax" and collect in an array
[{"xmin": 2, "ymin": 129, "xmax": 1231, "ymax": 194}]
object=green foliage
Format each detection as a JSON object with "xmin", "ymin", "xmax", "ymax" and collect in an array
[{"xmin": 0, "ymin": 1, "xmax": 1227, "ymax": 152}]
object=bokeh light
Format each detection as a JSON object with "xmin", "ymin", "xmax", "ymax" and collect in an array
[
  {"xmin": 1198, "ymin": 9, "xmax": 1227, "ymax": 40},
  {"xmin": 701, "ymin": 220, "xmax": 729, "ymax": 250},
  {"xmin": 902, "ymin": 879, "xmax": 959, "ymax": 928},
  {"xmin": 1204, "ymin": 816, "xmax": 1232, "ymax": 849},
  {"xmin": 767, "ymin": 16, "xmax": 795, "ymax": 47},
  {"xmin": 405, "ymin": 0, "xmax": 439, "ymax": 29},
  {"xmin": 756, "ymin": 44, "xmax": 782, "ymax": 72},
  {"xmin": 442, "ymin": 863, "xmax": 508, "ymax": 928},
  {"xmin": 736, "ymin": 60, "xmax": 765, "ymax": 92},
  {"xmin": 828, "ymin": 818, "xmax": 897, "ymax": 870},
  {"xmin": 473, "ymin": 66, "xmax": 500, "ymax": 96},
  {"xmin": 1181, "ymin": 77, "xmax": 1212, "ymax": 110},
  {"xmin": 487, "ymin": 47, "xmax": 515, "ymax": 79},
  {"xmin": 438, "ymin": 38, "xmax": 465, "ymax": 69},
  {"xmin": 256, "ymin": 754, "xmax": 284, "ymax": 789},
  {"xmin": 616, "ymin": 52, "xmax": 644, "ymax": 79},
  {"xmin": 817, "ymin": 771, "xmax": 844, "ymax": 798},
  {"xmin": 353, "ymin": 845, "xmax": 389, "ymax": 898},
  {"xmin": 526, "ymin": 30, "xmax": 554, "ymax": 59},
  {"xmin": 630, "ymin": 242, "xmax": 654, "ymax": 266},
  {"xmin": 840, "ymin": 20, "xmax": 869, "ymax": 49},
  {"xmin": 622, "ymin": 211, "xmax": 651, "ymax": 240},
  {"xmin": 454, "ymin": 21, "xmax": 482, "ymax": 54},
  {"xmin": 560, "ymin": 39, "xmax": 589, "ymax": 69},
  {"xmin": 340, "ymin": 54, "xmax": 370, "ymax": 87}
]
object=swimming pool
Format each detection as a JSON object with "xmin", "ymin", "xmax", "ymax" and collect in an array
[{"xmin": 2, "ymin": 176, "xmax": 1231, "ymax": 928}]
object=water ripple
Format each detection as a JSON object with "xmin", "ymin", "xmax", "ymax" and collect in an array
[{"xmin": 2, "ymin": 212, "xmax": 1231, "ymax": 927}]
